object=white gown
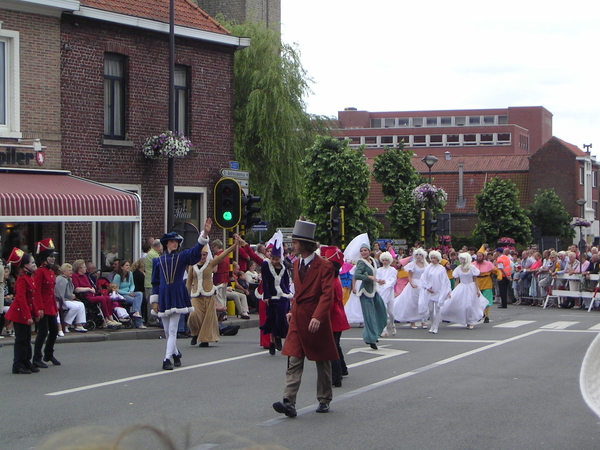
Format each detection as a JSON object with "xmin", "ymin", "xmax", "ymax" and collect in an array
[
  {"xmin": 441, "ymin": 266, "xmax": 488, "ymax": 326},
  {"xmin": 344, "ymin": 266, "xmax": 364, "ymax": 323},
  {"xmin": 377, "ymin": 265, "xmax": 398, "ymax": 306},
  {"xmin": 392, "ymin": 262, "xmax": 428, "ymax": 322}
]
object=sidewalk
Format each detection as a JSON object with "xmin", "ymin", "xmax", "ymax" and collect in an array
[{"xmin": 0, "ymin": 315, "xmax": 259, "ymax": 347}]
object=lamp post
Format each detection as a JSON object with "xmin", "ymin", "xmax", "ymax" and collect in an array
[
  {"xmin": 576, "ymin": 198, "xmax": 587, "ymax": 258},
  {"xmin": 422, "ymin": 154, "xmax": 438, "ymax": 183},
  {"xmin": 167, "ymin": 0, "xmax": 175, "ymax": 230}
]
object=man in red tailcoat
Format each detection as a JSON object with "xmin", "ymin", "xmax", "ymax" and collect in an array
[{"xmin": 272, "ymin": 220, "xmax": 338, "ymax": 418}]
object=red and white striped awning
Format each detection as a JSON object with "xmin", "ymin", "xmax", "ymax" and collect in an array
[{"xmin": 0, "ymin": 170, "xmax": 140, "ymax": 222}]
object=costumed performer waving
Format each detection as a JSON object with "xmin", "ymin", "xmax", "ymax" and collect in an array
[{"xmin": 151, "ymin": 218, "xmax": 211, "ymax": 370}]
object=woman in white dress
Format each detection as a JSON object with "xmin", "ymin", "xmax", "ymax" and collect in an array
[
  {"xmin": 377, "ymin": 252, "xmax": 398, "ymax": 337},
  {"xmin": 420, "ymin": 251, "xmax": 452, "ymax": 334},
  {"xmin": 441, "ymin": 252, "xmax": 488, "ymax": 329},
  {"xmin": 392, "ymin": 248, "xmax": 429, "ymax": 329}
]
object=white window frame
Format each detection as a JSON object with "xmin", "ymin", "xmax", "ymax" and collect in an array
[{"xmin": 0, "ymin": 28, "xmax": 21, "ymax": 138}]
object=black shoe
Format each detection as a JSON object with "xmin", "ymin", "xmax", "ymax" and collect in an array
[
  {"xmin": 33, "ymin": 359, "xmax": 48, "ymax": 369},
  {"xmin": 199, "ymin": 342, "xmax": 209, "ymax": 347},
  {"xmin": 177, "ymin": 332, "xmax": 190, "ymax": 339},
  {"xmin": 333, "ymin": 380, "xmax": 342, "ymax": 388},
  {"xmin": 369, "ymin": 343, "xmax": 378, "ymax": 350},
  {"xmin": 172, "ymin": 352, "xmax": 182, "ymax": 367},
  {"xmin": 275, "ymin": 337, "xmax": 282, "ymax": 351},
  {"xmin": 43, "ymin": 356, "xmax": 61, "ymax": 366},
  {"xmin": 13, "ymin": 367, "xmax": 31, "ymax": 374},
  {"xmin": 190, "ymin": 335, "xmax": 198, "ymax": 346},
  {"xmin": 162, "ymin": 358, "xmax": 173, "ymax": 370},
  {"xmin": 273, "ymin": 400, "xmax": 297, "ymax": 418},
  {"xmin": 483, "ymin": 317, "xmax": 489, "ymax": 323},
  {"xmin": 220, "ymin": 325, "xmax": 240, "ymax": 336},
  {"xmin": 269, "ymin": 342, "xmax": 276, "ymax": 355},
  {"xmin": 28, "ymin": 365, "xmax": 40, "ymax": 373},
  {"xmin": 316, "ymin": 402, "xmax": 330, "ymax": 413},
  {"xmin": 342, "ymin": 369, "xmax": 349, "ymax": 376},
  {"xmin": 498, "ymin": 306, "xmax": 507, "ymax": 309}
]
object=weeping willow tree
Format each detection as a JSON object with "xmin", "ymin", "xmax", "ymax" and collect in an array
[{"xmin": 217, "ymin": 17, "xmax": 331, "ymax": 228}]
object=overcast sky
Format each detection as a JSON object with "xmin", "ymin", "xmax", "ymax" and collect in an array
[{"xmin": 281, "ymin": 0, "xmax": 599, "ymax": 154}]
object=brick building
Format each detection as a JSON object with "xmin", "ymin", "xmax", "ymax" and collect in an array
[
  {"xmin": 0, "ymin": 0, "xmax": 248, "ymax": 267},
  {"xmin": 334, "ymin": 106, "xmax": 598, "ymax": 243},
  {"xmin": 194, "ymin": 0, "xmax": 281, "ymax": 34}
]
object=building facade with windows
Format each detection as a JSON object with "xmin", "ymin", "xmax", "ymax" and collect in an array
[
  {"xmin": 335, "ymin": 106, "xmax": 598, "ymax": 243},
  {"xmin": 0, "ymin": 0, "xmax": 248, "ymax": 269}
]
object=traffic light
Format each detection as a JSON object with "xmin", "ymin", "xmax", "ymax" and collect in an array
[
  {"xmin": 430, "ymin": 217, "xmax": 438, "ymax": 235},
  {"xmin": 214, "ymin": 178, "xmax": 241, "ymax": 229},
  {"xmin": 331, "ymin": 207, "xmax": 341, "ymax": 237},
  {"xmin": 244, "ymin": 194, "xmax": 261, "ymax": 228}
]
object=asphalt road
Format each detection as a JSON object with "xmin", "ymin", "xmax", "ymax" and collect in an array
[{"xmin": 2, "ymin": 306, "xmax": 600, "ymax": 450}]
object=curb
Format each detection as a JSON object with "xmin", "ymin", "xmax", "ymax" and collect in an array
[{"xmin": 0, "ymin": 316, "xmax": 259, "ymax": 347}]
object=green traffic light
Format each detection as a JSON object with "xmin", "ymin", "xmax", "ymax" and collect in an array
[{"xmin": 223, "ymin": 211, "xmax": 233, "ymax": 221}]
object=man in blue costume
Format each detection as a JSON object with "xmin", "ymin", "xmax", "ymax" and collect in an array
[{"xmin": 151, "ymin": 218, "xmax": 211, "ymax": 370}]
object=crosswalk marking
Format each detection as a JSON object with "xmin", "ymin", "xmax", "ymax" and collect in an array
[
  {"xmin": 540, "ymin": 321, "xmax": 579, "ymax": 330},
  {"xmin": 494, "ymin": 320, "xmax": 536, "ymax": 328},
  {"xmin": 588, "ymin": 323, "xmax": 600, "ymax": 331}
]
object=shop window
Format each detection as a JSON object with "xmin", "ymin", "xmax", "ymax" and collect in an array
[{"xmin": 100, "ymin": 222, "xmax": 134, "ymax": 271}]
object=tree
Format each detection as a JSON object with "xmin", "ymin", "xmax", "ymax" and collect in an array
[
  {"xmin": 526, "ymin": 188, "xmax": 575, "ymax": 242},
  {"xmin": 218, "ymin": 18, "xmax": 330, "ymax": 229},
  {"xmin": 372, "ymin": 144, "xmax": 425, "ymax": 241},
  {"xmin": 473, "ymin": 177, "xmax": 532, "ymax": 245},
  {"xmin": 302, "ymin": 136, "xmax": 382, "ymax": 244}
]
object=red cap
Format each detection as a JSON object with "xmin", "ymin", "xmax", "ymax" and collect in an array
[
  {"xmin": 321, "ymin": 246, "xmax": 344, "ymax": 266},
  {"xmin": 7, "ymin": 247, "xmax": 25, "ymax": 267},
  {"xmin": 35, "ymin": 238, "xmax": 58, "ymax": 255}
]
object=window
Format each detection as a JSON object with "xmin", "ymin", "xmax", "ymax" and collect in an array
[
  {"xmin": 426, "ymin": 117, "xmax": 438, "ymax": 126},
  {"xmin": 483, "ymin": 115, "xmax": 495, "ymax": 124},
  {"xmin": 381, "ymin": 136, "xmax": 393, "ymax": 144},
  {"xmin": 348, "ymin": 136, "xmax": 360, "ymax": 145},
  {"xmin": 174, "ymin": 65, "xmax": 189, "ymax": 135},
  {"xmin": 440, "ymin": 117, "xmax": 452, "ymax": 126},
  {"xmin": 594, "ymin": 201, "xmax": 598, "ymax": 220},
  {"xmin": 447, "ymin": 134, "xmax": 460, "ymax": 146},
  {"xmin": 519, "ymin": 134, "xmax": 529, "ymax": 150},
  {"xmin": 429, "ymin": 135, "xmax": 443, "ymax": 146},
  {"xmin": 480, "ymin": 133, "xmax": 494, "ymax": 145},
  {"xmin": 580, "ymin": 166, "xmax": 585, "ymax": 185},
  {"xmin": 384, "ymin": 118, "xmax": 394, "ymax": 128},
  {"xmin": 469, "ymin": 116, "xmax": 481, "ymax": 125},
  {"xmin": 593, "ymin": 170, "xmax": 598, "ymax": 188},
  {"xmin": 498, "ymin": 133, "xmax": 511, "ymax": 144},
  {"xmin": 498, "ymin": 115, "xmax": 508, "ymax": 124},
  {"xmin": 397, "ymin": 136, "xmax": 409, "ymax": 146},
  {"xmin": 100, "ymin": 222, "xmax": 134, "ymax": 271},
  {"xmin": 455, "ymin": 116, "xmax": 466, "ymax": 126},
  {"xmin": 464, "ymin": 134, "xmax": 477, "ymax": 145},
  {"xmin": 0, "ymin": 29, "xmax": 20, "ymax": 137},
  {"xmin": 104, "ymin": 54, "xmax": 126, "ymax": 139},
  {"xmin": 398, "ymin": 118, "xmax": 409, "ymax": 127},
  {"xmin": 370, "ymin": 118, "xmax": 382, "ymax": 128},
  {"xmin": 364, "ymin": 136, "xmax": 377, "ymax": 146},
  {"xmin": 413, "ymin": 135, "xmax": 426, "ymax": 147},
  {"xmin": 413, "ymin": 118, "xmax": 423, "ymax": 127}
]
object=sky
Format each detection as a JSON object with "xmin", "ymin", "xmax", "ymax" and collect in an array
[{"xmin": 281, "ymin": 0, "xmax": 600, "ymax": 155}]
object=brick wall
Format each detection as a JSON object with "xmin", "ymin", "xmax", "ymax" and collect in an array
[
  {"xmin": 0, "ymin": 9, "xmax": 62, "ymax": 169},
  {"xmin": 60, "ymin": 15, "xmax": 236, "ymax": 260},
  {"xmin": 195, "ymin": 0, "xmax": 281, "ymax": 33}
]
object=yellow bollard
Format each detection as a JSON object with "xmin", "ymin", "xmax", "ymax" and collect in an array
[{"xmin": 227, "ymin": 299, "xmax": 236, "ymax": 316}]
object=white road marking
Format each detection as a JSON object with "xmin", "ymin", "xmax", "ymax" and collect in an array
[
  {"xmin": 589, "ymin": 323, "xmax": 600, "ymax": 331},
  {"xmin": 346, "ymin": 346, "xmax": 408, "ymax": 368},
  {"xmin": 494, "ymin": 320, "xmax": 536, "ymax": 328},
  {"xmin": 260, "ymin": 329, "xmax": 543, "ymax": 426},
  {"xmin": 46, "ymin": 351, "xmax": 265, "ymax": 396},
  {"xmin": 540, "ymin": 321, "xmax": 579, "ymax": 330},
  {"xmin": 341, "ymin": 337, "xmax": 499, "ymax": 343}
]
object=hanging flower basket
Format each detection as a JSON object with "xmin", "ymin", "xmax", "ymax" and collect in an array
[
  {"xmin": 572, "ymin": 219, "xmax": 592, "ymax": 228},
  {"xmin": 141, "ymin": 131, "xmax": 192, "ymax": 159},
  {"xmin": 412, "ymin": 183, "xmax": 447, "ymax": 206},
  {"xmin": 497, "ymin": 237, "xmax": 515, "ymax": 248}
]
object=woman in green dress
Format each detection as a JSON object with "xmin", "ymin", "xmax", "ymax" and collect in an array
[{"xmin": 353, "ymin": 243, "xmax": 388, "ymax": 350}]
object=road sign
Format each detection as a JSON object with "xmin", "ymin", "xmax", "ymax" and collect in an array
[
  {"xmin": 221, "ymin": 169, "xmax": 249, "ymax": 179},
  {"xmin": 229, "ymin": 161, "xmax": 239, "ymax": 170},
  {"xmin": 252, "ymin": 221, "xmax": 268, "ymax": 232}
]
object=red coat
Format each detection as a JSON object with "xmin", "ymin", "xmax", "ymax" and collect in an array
[
  {"xmin": 33, "ymin": 265, "xmax": 58, "ymax": 316},
  {"xmin": 6, "ymin": 271, "xmax": 41, "ymax": 325},
  {"xmin": 330, "ymin": 278, "xmax": 350, "ymax": 333},
  {"xmin": 282, "ymin": 255, "xmax": 338, "ymax": 361},
  {"xmin": 213, "ymin": 250, "xmax": 230, "ymax": 285}
]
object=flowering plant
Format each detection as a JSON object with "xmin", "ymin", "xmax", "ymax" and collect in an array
[
  {"xmin": 497, "ymin": 237, "xmax": 515, "ymax": 245},
  {"xmin": 141, "ymin": 131, "xmax": 192, "ymax": 159},
  {"xmin": 572, "ymin": 219, "xmax": 592, "ymax": 228},
  {"xmin": 412, "ymin": 183, "xmax": 447, "ymax": 206}
]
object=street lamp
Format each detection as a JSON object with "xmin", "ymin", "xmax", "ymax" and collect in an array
[
  {"xmin": 576, "ymin": 198, "xmax": 587, "ymax": 256},
  {"xmin": 422, "ymin": 154, "xmax": 438, "ymax": 183}
]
